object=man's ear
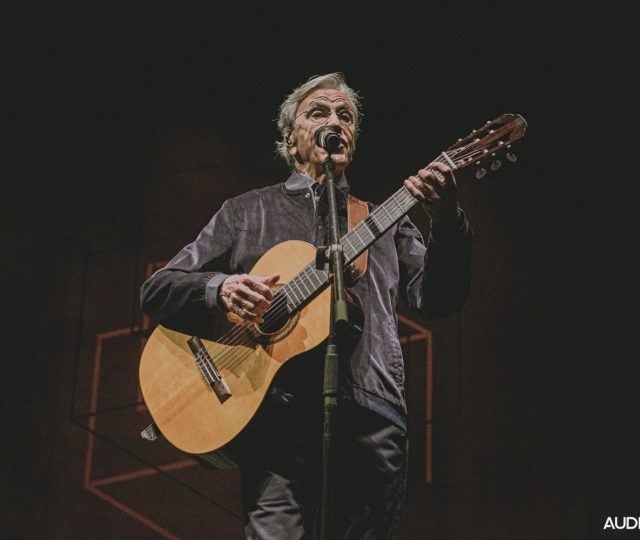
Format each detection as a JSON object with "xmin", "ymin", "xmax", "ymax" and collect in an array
[{"xmin": 284, "ymin": 129, "xmax": 297, "ymax": 157}]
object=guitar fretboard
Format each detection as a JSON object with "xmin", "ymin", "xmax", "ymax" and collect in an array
[
  {"xmin": 275, "ymin": 152, "xmax": 455, "ymax": 312},
  {"xmin": 277, "ymin": 184, "xmax": 419, "ymax": 312}
]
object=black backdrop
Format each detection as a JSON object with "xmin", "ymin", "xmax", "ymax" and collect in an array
[{"xmin": 4, "ymin": 3, "xmax": 638, "ymax": 538}]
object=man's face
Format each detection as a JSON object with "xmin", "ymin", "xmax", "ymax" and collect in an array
[{"xmin": 287, "ymin": 88, "xmax": 357, "ymax": 178}]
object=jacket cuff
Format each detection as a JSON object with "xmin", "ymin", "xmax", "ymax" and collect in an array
[{"xmin": 205, "ymin": 273, "xmax": 231, "ymax": 312}]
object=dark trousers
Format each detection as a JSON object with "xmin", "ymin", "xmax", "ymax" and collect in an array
[{"xmin": 232, "ymin": 396, "xmax": 408, "ymax": 540}]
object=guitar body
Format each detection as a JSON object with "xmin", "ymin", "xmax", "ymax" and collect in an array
[{"xmin": 139, "ymin": 240, "xmax": 332, "ymax": 455}]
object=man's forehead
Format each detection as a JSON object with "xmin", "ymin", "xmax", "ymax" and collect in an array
[{"xmin": 300, "ymin": 89, "xmax": 354, "ymax": 108}]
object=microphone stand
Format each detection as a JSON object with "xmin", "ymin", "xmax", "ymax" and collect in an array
[{"xmin": 318, "ymin": 154, "xmax": 349, "ymax": 540}]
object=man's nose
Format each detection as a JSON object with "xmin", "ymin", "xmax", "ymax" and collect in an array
[{"xmin": 325, "ymin": 110, "xmax": 342, "ymax": 129}]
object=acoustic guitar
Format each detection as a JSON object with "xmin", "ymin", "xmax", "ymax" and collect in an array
[{"xmin": 139, "ymin": 113, "xmax": 527, "ymax": 458}]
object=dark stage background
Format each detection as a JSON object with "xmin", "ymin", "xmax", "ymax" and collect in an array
[{"xmin": 4, "ymin": 3, "xmax": 638, "ymax": 539}]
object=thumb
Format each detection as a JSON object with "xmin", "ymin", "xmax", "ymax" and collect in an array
[{"xmin": 259, "ymin": 273, "xmax": 280, "ymax": 285}]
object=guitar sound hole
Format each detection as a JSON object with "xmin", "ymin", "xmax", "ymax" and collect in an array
[
  {"xmin": 249, "ymin": 287, "xmax": 300, "ymax": 344},
  {"xmin": 258, "ymin": 310, "xmax": 290, "ymax": 335}
]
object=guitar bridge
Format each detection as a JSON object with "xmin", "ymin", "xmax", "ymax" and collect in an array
[{"xmin": 188, "ymin": 336, "xmax": 232, "ymax": 404}]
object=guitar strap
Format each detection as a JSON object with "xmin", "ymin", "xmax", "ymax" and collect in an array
[{"xmin": 347, "ymin": 194, "xmax": 369, "ymax": 280}]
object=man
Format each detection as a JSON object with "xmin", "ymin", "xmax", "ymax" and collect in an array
[{"xmin": 141, "ymin": 73, "xmax": 472, "ymax": 539}]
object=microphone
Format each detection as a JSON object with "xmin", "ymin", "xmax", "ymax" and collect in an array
[{"xmin": 314, "ymin": 126, "xmax": 342, "ymax": 153}]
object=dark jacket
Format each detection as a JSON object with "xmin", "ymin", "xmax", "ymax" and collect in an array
[{"xmin": 140, "ymin": 171, "xmax": 472, "ymax": 430}]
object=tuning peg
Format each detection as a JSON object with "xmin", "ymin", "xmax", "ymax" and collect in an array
[
  {"xmin": 491, "ymin": 159, "xmax": 502, "ymax": 171},
  {"xmin": 506, "ymin": 152, "xmax": 518, "ymax": 162},
  {"xmin": 475, "ymin": 167, "xmax": 487, "ymax": 179}
]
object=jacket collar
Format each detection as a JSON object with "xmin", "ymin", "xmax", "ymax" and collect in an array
[{"xmin": 283, "ymin": 170, "xmax": 350, "ymax": 194}]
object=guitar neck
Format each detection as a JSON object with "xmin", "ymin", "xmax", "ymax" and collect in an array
[
  {"xmin": 280, "ymin": 153, "xmax": 459, "ymax": 311},
  {"xmin": 341, "ymin": 185, "xmax": 418, "ymax": 266},
  {"xmin": 338, "ymin": 151, "xmax": 453, "ymax": 268},
  {"xmin": 280, "ymin": 182, "xmax": 424, "ymax": 312}
]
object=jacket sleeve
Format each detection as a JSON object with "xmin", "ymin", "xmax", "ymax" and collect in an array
[
  {"xmin": 395, "ymin": 209, "xmax": 473, "ymax": 319},
  {"xmin": 140, "ymin": 199, "xmax": 235, "ymax": 330}
]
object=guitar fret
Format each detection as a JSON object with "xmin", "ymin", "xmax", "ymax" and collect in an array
[
  {"xmin": 280, "ymin": 287, "xmax": 295, "ymax": 309},
  {"xmin": 343, "ymin": 235, "xmax": 357, "ymax": 258},
  {"xmin": 389, "ymin": 192, "xmax": 404, "ymax": 213},
  {"xmin": 297, "ymin": 272, "xmax": 313, "ymax": 296},
  {"xmin": 281, "ymin": 285, "xmax": 296, "ymax": 309},
  {"xmin": 364, "ymin": 215, "xmax": 381, "ymax": 236},
  {"xmin": 310, "ymin": 269, "xmax": 326, "ymax": 286},
  {"xmin": 369, "ymin": 212, "xmax": 384, "ymax": 231},
  {"xmin": 361, "ymin": 221, "xmax": 376, "ymax": 239},
  {"xmin": 283, "ymin": 287, "xmax": 293, "ymax": 304},
  {"xmin": 352, "ymin": 224, "xmax": 367, "ymax": 247},
  {"xmin": 378, "ymin": 204, "xmax": 393, "ymax": 223},
  {"xmin": 343, "ymin": 244, "xmax": 356, "ymax": 261},
  {"xmin": 287, "ymin": 281, "xmax": 304, "ymax": 305}
]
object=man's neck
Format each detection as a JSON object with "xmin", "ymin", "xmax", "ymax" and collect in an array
[{"xmin": 295, "ymin": 163, "xmax": 346, "ymax": 185}]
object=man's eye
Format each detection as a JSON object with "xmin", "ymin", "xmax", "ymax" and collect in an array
[
  {"xmin": 310, "ymin": 109, "xmax": 328, "ymax": 120},
  {"xmin": 339, "ymin": 111, "xmax": 355, "ymax": 124}
]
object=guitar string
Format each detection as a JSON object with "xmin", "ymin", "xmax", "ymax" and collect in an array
[{"xmin": 198, "ymin": 143, "xmax": 492, "ymax": 374}]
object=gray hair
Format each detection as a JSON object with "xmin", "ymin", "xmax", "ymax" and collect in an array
[{"xmin": 275, "ymin": 72, "xmax": 363, "ymax": 168}]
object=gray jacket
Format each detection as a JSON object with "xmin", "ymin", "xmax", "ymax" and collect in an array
[{"xmin": 140, "ymin": 171, "xmax": 472, "ymax": 430}]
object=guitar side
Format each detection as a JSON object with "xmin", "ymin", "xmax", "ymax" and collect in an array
[{"xmin": 139, "ymin": 240, "xmax": 331, "ymax": 455}]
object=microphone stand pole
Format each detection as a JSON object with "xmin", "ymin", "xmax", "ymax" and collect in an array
[{"xmin": 319, "ymin": 154, "xmax": 349, "ymax": 540}]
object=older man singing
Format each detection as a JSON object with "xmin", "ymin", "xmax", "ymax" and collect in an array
[{"xmin": 141, "ymin": 73, "xmax": 472, "ymax": 539}]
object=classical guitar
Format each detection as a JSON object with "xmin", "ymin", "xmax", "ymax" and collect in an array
[{"xmin": 139, "ymin": 113, "xmax": 527, "ymax": 458}]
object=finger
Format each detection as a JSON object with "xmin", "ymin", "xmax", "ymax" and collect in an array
[
  {"xmin": 404, "ymin": 177, "xmax": 421, "ymax": 199},
  {"xmin": 256, "ymin": 273, "xmax": 281, "ymax": 290},
  {"xmin": 427, "ymin": 162, "xmax": 456, "ymax": 187},
  {"xmin": 229, "ymin": 291, "xmax": 247, "ymax": 310},
  {"xmin": 231, "ymin": 303, "xmax": 263, "ymax": 323},
  {"xmin": 417, "ymin": 167, "xmax": 444, "ymax": 188},
  {"xmin": 262, "ymin": 273, "xmax": 280, "ymax": 285},
  {"xmin": 427, "ymin": 161, "xmax": 451, "ymax": 174},
  {"xmin": 408, "ymin": 175, "xmax": 439, "ymax": 197},
  {"xmin": 235, "ymin": 283, "xmax": 267, "ymax": 307},
  {"xmin": 246, "ymin": 274, "xmax": 280, "ymax": 300},
  {"xmin": 404, "ymin": 178, "xmax": 439, "ymax": 201},
  {"xmin": 242, "ymin": 277, "xmax": 272, "ymax": 301},
  {"xmin": 414, "ymin": 170, "xmax": 442, "ymax": 194},
  {"xmin": 233, "ymin": 290, "xmax": 272, "ymax": 316},
  {"xmin": 230, "ymin": 295, "xmax": 265, "ymax": 323}
]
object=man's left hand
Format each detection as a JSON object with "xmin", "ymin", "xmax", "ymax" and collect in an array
[{"xmin": 404, "ymin": 161, "xmax": 459, "ymax": 225}]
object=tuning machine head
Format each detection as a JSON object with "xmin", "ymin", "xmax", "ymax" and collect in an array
[{"xmin": 475, "ymin": 167, "xmax": 487, "ymax": 180}]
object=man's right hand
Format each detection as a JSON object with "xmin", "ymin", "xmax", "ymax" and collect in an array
[{"xmin": 219, "ymin": 273, "xmax": 280, "ymax": 323}]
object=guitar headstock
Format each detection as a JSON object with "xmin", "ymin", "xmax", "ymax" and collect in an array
[{"xmin": 445, "ymin": 113, "xmax": 527, "ymax": 179}]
